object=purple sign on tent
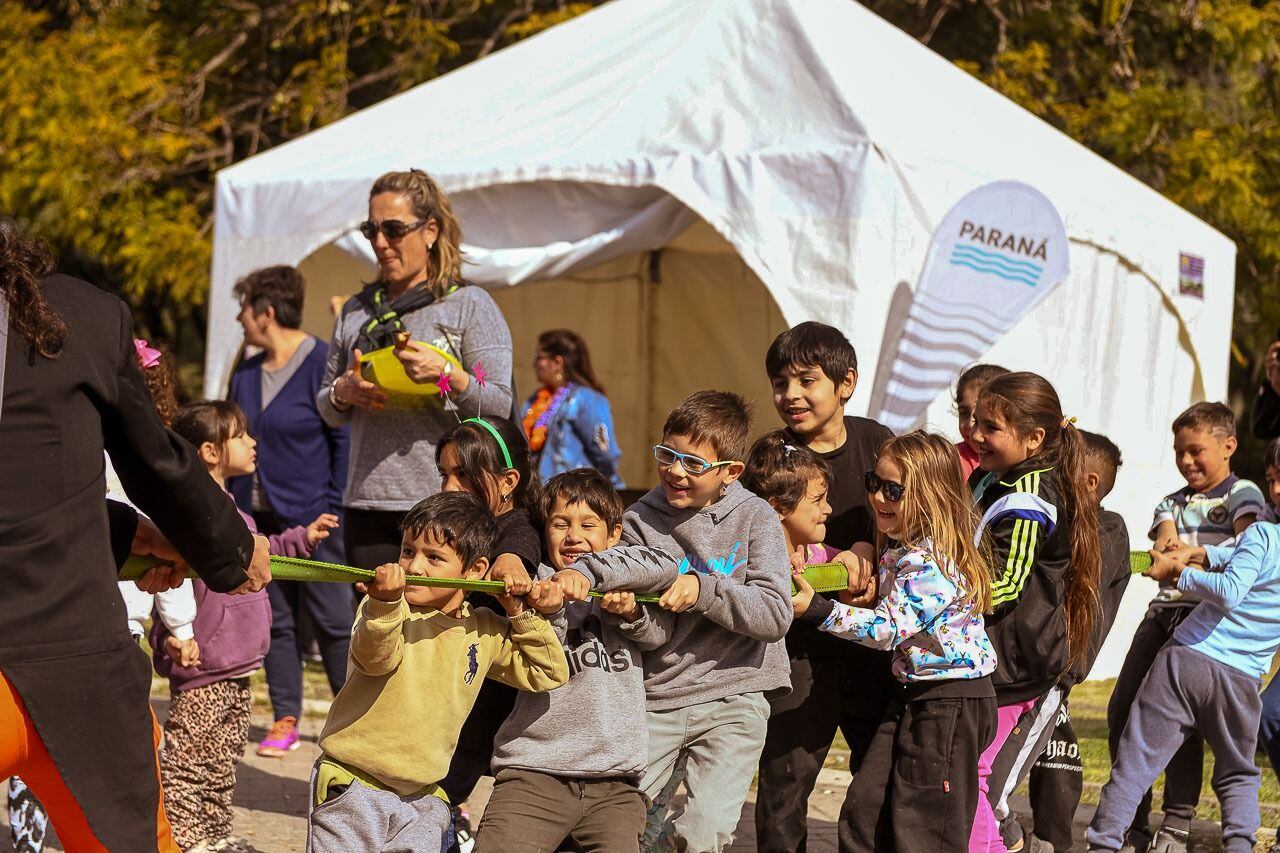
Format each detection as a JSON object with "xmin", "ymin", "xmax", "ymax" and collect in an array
[{"xmin": 1179, "ymin": 253, "xmax": 1204, "ymax": 299}]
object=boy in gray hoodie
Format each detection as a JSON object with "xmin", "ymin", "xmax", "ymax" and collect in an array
[
  {"xmin": 477, "ymin": 469, "xmax": 677, "ymax": 852},
  {"xmin": 568, "ymin": 390, "xmax": 794, "ymax": 852}
]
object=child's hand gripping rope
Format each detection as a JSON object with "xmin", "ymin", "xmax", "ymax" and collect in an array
[{"xmin": 359, "ymin": 564, "xmax": 407, "ymax": 602}]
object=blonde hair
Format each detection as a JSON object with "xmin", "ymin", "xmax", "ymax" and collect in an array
[
  {"xmin": 369, "ymin": 169, "xmax": 464, "ymax": 298},
  {"xmin": 877, "ymin": 431, "xmax": 992, "ymax": 613}
]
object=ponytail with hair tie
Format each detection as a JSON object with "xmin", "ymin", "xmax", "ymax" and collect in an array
[{"xmin": 1060, "ymin": 416, "xmax": 1078, "ymax": 430}]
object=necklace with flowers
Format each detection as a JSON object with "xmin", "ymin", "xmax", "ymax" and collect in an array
[{"xmin": 523, "ymin": 383, "xmax": 574, "ymax": 453}]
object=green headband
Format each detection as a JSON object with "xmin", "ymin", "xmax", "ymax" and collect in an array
[{"xmin": 463, "ymin": 417, "xmax": 513, "ymax": 470}]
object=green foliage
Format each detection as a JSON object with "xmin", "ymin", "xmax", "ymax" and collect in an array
[
  {"xmin": 0, "ymin": 0, "xmax": 603, "ymax": 372},
  {"xmin": 2, "ymin": 0, "xmax": 1276, "ymax": 401},
  {"xmin": 864, "ymin": 0, "xmax": 1280, "ymax": 401},
  {"xmin": 0, "ymin": 5, "xmax": 209, "ymax": 302}
]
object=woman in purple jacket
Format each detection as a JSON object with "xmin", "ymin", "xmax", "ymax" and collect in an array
[{"xmin": 226, "ymin": 266, "xmax": 351, "ymax": 757}]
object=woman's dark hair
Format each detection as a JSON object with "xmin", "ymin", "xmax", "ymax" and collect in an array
[
  {"xmin": 537, "ymin": 329, "xmax": 605, "ymax": 394},
  {"xmin": 0, "ymin": 217, "xmax": 65, "ymax": 360},
  {"xmin": 741, "ymin": 430, "xmax": 831, "ymax": 513},
  {"xmin": 437, "ymin": 416, "xmax": 540, "ymax": 511},
  {"xmin": 172, "ymin": 400, "xmax": 251, "ymax": 452},
  {"xmin": 138, "ymin": 342, "xmax": 183, "ymax": 428},
  {"xmin": 977, "ymin": 371, "xmax": 1101, "ymax": 669},
  {"xmin": 232, "ymin": 265, "xmax": 306, "ymax": 330}
]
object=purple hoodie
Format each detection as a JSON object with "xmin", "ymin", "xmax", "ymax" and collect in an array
[{"xmin": 151, "ymin": 507, "xmax": 311, "ymax": 692}]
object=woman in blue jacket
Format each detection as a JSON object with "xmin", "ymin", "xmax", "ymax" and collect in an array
[
  {"xmin": 521, "ymin": 329, "xmax": 624, "ymax": 488},
  {"xmin": 227, "ymin": 265, "xmax": 350, "ymax": 758}
]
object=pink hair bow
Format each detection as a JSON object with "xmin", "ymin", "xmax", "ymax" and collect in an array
[{"xmin": 133, "ymin": 338, "xmax": 162, "ymax": 369}]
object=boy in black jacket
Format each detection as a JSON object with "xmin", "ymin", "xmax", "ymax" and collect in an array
[{"xmin": 753, "ymin": 321, "xmax": 895, "ymax": 853}]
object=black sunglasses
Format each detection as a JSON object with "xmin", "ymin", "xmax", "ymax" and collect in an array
[
  {"xmin": 359, "ymin": 218, "xmax": 428, "ymax": 241},
  {"xmin": 864, "ymin": 470, "xmax": 905, "ymax": 503}
]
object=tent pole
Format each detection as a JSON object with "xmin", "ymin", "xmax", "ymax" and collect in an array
[{"xmin": 643, "ymin": 250, "xmax": 661, "ymax": 467}]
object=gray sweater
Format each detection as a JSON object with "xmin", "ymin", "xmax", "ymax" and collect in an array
[
  {"xmin": 491, "ymin": 555, "xmax": 676, "ymax": 780},
  {"xmin": 572, "ymin": 482, "xmax": 793, "ymax": 712},
  {"xmin": 316, "ymin": 285, "xmax": 513, "ymax": 510}
]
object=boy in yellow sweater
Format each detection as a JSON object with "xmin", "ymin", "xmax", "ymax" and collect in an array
[{"xmin": 307, "ymin": 492, "xmax": 569, "ymax": 851}]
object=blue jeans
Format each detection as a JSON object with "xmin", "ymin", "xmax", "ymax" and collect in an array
[{"xmin": 255, "ymin": 511, "xmax": 354, "ymax": 721}]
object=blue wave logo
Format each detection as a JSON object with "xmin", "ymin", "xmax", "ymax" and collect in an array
[{"xmin": 949, "ymin": 245, "xmax": 1043, "ymax": 288}]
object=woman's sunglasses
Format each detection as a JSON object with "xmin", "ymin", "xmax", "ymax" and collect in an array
[
  {"xmin": 864, "ymin": 470, "xmax": 905, "ymax": 503},
  {"xmin": 652, "ymin": 444, "xmax": 733, "ymax": 476},
  {"xmin": 359, "ymin": 218, "xmax": 428, "ymax": 241}
]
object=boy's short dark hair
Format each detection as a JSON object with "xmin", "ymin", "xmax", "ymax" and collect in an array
[
  {"xmin": 540, "ymin": 468, "xmax": 625, "ymax": 531},
  {"xmin": 1079, "ymin": 429, "xmax": 1123, "ymax": 498},
  {"xmin": 232, "ymin": 265, "xmax": 306, "ymax": 330},
  {"xmin": 765, "ymin": 322, "xmax": 858, "ymax": 391},
  {"xmin": 400, "ymin": 492, "xmax": 498, "ymax": 569},
  {"xmin": 663, "ymin": 390, "xmax": 753, "ymax": 462},
  {"xmin": 1171, "ymin": 401, "xmax": 1236, "ymax": 439}
]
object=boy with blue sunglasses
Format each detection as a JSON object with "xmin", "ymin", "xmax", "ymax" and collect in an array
[{"xmin": 566, "ymin": 390, "xmax": 793, "ymax": 851}]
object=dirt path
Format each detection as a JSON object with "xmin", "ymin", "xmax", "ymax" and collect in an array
[{"xmin": 4, "ymin": 703, "xmax": 1270, "ymax": 851}]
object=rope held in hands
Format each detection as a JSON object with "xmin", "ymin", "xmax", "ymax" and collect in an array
[{"xmin": 120, "ymin": 552, "xmax": 1159, "ymax": 601}]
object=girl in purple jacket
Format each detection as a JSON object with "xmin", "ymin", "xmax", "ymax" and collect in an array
[{"xmin": 152, "ymin": 401, "xmax": 335, "ymax": 852}]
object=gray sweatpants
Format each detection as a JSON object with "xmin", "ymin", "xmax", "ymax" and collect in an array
[
  {"xmin": 307, "ymin": 767, "xmax": 452, "ymax": 853},
  {"xmin": 1087, "ymin": 643, "xmax": 1262, "ymax": 853},
  {"xmin": 640, "ymin": 692, "xmax": 770, "ymax": 852}
]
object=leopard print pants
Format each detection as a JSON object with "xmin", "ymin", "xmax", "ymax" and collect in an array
[
  {"xmin": 159, "ymin": 678, "xmax": 252, "ymax": 850},
  {"xmin": 7, "ymin": 777, "xmax": 47, "ymax": 853}
]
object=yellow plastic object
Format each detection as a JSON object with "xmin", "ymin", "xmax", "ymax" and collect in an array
[{"xmin": 358, "ymin": 342, "xmax": 463, "ymax": 396}]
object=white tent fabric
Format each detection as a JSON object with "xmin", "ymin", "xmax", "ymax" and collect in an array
[{"xmin": 205, "ymin": 0, "xmax": 1236, "ymax": 678}]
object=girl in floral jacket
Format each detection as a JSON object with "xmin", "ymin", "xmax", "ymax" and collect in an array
[{"xmin": 793, "ymin": 430, "xmax": 996, "ymax": 853}]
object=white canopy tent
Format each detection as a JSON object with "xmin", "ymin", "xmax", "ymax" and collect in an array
[{"xmin": 205, "ymin": 0, "xmax": 1236, "ymax": 678}]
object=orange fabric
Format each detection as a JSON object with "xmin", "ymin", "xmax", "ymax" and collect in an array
[{"xmin": 0, "ymin": 673, "xmax": 178, "ymax": 852}]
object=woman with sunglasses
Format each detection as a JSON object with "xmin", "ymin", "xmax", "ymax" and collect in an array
[
  {"xmin": 318, "ymin": 169, "xmax": 515, "ymax": 574},
  {"xmin": 522, "ymin": 329, "xmax": 624, "ymax": 488}
]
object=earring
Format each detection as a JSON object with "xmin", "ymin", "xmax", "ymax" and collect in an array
[{"xmin": 501, "ymin": 492, "xmax": 511, "ymax": 503}]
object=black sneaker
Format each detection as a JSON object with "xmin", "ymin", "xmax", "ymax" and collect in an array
[{"xmin": 1149, "ymin": 826, "xmax": 1189, "ymax": 853}]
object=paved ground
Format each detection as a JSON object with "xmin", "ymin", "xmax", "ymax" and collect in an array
[{"xmin": 4, "ymin": 702, "xmax": 1271, "ymax": 852}]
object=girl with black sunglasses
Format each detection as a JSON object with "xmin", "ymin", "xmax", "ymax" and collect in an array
[{"xmin": 792, "ymin": 431, "xmax": 997, "ymax": 853}]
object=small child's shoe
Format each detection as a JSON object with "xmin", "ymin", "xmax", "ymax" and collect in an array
[{"xmin": 256, "ymin": 716, "xmax": 300, "ymax": 757}]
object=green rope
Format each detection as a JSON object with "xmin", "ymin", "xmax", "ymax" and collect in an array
[
  {"xmin": 119, "ymin": 554, "xmax": 872, "ymax": 601},
  {"xmin": 122, "ymin": 551, "xmax": 1164, "ymax": 599},
  {"xmin": 1129, "ymin": 550, "xmax": 1154, "ymax": 575}
]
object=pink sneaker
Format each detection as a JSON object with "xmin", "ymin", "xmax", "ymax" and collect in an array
[{"xmin": 256, "ymin": 716, "xmax": 299, "ymax": 757}]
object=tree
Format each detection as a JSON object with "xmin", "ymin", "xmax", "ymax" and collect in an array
[{"xmin": 0, "ymin": 0, "xmax": 601, "ymax": 373}]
